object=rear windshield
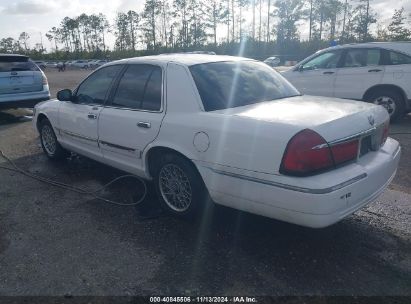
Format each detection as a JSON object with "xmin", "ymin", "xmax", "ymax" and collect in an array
[
  {"xmin": 189, "ymin": 60, "xmax": 300, "ymax": 111},
  {"xmin": 0, "ymin": 56, "xmax": 39, "ymax": 72}
]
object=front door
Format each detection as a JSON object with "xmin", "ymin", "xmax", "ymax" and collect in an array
[
  {"xmin": 287, "ymin": 49, "xmax": 343, "ymax": 97},
  {"xmin": 98, "ymin": 64, "xmax": 165, "ymax": 174},
  {"xmin": 58, "ymin": 65, "xmax": 123, "ymax": 158}
]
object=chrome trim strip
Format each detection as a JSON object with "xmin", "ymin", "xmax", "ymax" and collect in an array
[
  {"xmin": 208, "ymin": 167, "xmax": 367, "ymax": 194},
  {"xmin": 328, "ymin": 127, "xmax": 377, "ymax": 146},
  {"xmin": 99, "ymin": 140, "xmax": 136, "ymax": 152},
  {"xmin": 312, "ymin": 127, "xmax": 377, "ymax": 150},
  {"xmin": 59, "ymin": 129, "xmax": 97, "ymax": 142},
  {"xmin": 103, "ymin": 105, "xmax": 163, "ymax": 113}
]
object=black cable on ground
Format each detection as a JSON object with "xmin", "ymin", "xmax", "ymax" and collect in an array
[{"xmin": 0, "ymin": 149, "xmax": 147, "ymax": 206}]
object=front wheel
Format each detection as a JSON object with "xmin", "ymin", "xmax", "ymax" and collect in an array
[
  {"xmin": 153, "ymin": 153, "xmax": 209, "ymax": 218},
  {"xmin": 366, "ymin": 89, "xmax": 405, "ymax": 123},
  {"xmin": 39, "ymin": 119, "xmax": 68, "ymax": 160}
]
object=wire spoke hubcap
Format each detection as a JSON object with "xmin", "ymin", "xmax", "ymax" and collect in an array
[
  {"xmin": 159, "ymin": 164, "xmax": 192, "ymax": 212},
  {"xmin": 373, "ymin": 96, "xmax": 396, "ymax": 115},
  {"xmin": 41, "ymin": 125, "xmax": 56, "ymax": 155}
]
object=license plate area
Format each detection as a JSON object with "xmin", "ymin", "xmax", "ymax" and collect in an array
[{"xmin": 359, "ymin": 135, "xmax": 372, "ymax": 157}]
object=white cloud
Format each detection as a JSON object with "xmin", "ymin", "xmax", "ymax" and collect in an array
[
  {"xmin": 118, "ymin": 0, "xmax": 145, "ymax": 13},
  {"xmin": 3, "ymin": 0, "xmax": 58, "ymax": 15}
]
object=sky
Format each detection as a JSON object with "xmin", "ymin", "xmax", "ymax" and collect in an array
[{"xmin": 0, "ymin": 0, "xmax": 410, "ymax": 51}]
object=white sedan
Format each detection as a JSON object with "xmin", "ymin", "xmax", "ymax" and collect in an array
[{"xmin": 33, "ymin": 54, "xmax": 400, "ymax": 228}]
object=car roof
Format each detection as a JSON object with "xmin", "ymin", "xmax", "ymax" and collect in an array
[
  {"xmin": 320, "ymin": 42, "xmax": 411, "ymax": 55},
  {"xmin": 113, "ymin": 54, "xmax": 253, "ymax": 66}
]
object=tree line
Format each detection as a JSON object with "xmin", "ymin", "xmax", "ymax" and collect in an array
[{"xmin": 1, "ymin": 0, "xmax": 411, "ymax": 60}]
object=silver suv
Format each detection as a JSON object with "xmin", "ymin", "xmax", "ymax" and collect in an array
[{"xmin": 0, "ymin": 54, "xmax": 50, "ymax": 109}]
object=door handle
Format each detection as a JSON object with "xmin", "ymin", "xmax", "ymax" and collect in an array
[
  {"xmin": 323, "ymin": 71, "xmax": 335, "ymax": 75},
  {"xmin": 137, "ymin": 122, "xmax": 151, "ymax": 128},
  {"xmin": 368, "ymin": 69, "xmax": 382, "ymax": 72},
  {"xmin": 87, "ymin": 113, "xmax": 97, "ymax": 119}
]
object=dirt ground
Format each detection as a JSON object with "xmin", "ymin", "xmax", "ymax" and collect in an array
[{"xmin": 0, "ymin": 70, "xmax": 410, "ymax": 297}]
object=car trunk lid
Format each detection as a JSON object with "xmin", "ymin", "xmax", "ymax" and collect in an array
[
  {"xmin": 213, "ymin": 95, "xmax": 388, "ymax": 142},
  {"xmin": 212, "ymin": 95, "xmax": 389, "ymax": 169}
]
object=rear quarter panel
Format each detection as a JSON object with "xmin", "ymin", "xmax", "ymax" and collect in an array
[{"xmin": 381, "ymin": 64, "xmax": 411, "ymax": 101}]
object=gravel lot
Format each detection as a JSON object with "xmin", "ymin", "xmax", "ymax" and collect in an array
[{"xmin": 0, "ymin": 69, "xmax": 410, "ymax": 297}]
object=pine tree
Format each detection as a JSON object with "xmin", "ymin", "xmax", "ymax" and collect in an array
[{"xmin": 387, "ymin": 7, "xmax": 411, "ymax": 41}]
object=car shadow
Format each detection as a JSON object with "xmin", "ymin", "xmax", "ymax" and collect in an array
[{"xmin": 0, "ymin": 109, "xmax": 33, "ymax": 127}]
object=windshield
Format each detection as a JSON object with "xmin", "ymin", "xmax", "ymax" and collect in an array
[{"xmin": 189, "ymin": 60, "xmax": 300, "ymax": 111}]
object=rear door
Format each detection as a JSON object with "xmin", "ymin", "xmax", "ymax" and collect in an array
[
  {"xmin": 0, "ymin": 56, "xmax": 43, "ymax": 95},
  {"xmin": 285, "ymin": 49, "xmax": 343, "ymax": 97},
  {"xmin": 334, "ymin": 48, "xmax": 385, "ymax": 100},
  {"xmin": 58, "ymin": 65, "xmax": 123, "ymax": 158},
  {"xmin": 98, "ymin": 64, "xmax": 165, "ymax": 173}
]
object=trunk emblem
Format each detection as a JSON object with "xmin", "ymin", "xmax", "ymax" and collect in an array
[{"xmin": 368, "ymin": 115, "xmax": 375, "ymax": 126}]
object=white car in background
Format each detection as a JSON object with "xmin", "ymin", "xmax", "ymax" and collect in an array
[
  {"xmin": 90, "ymin": 59, "xmax": 109, "ymax": 69},
  {"xmin": 33, "ymin": 55, "xmax": 400, "ymax": 228},
  {"xmin": 46, "ymin": 62, "xmax": 58, "ymax": 68},
  {"xmin": 34, "ymin": 61, "xmax": 47, "ymax": 70},
  {"xmin": 0, "ymin": 54, "xmax": 50, "ymax": 109},
  {"xmin": 264, "ymin": 56, "xmax": 281, "ymax": 67},
  {"xmin": 71, "ymin": 60, "xmax": 89, "ymax": 69},
  {"xmin": 282, "ymin": 42, "xmax": 411, "ymax": 122}
]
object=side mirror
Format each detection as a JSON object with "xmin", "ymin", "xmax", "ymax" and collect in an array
[
  {"xmin": 57, "ymin": 89, "xmax": 73, "ymax": 102},
  {"xmin": 297, "ymin": 65, "xmax": 304, "ymax": 72}
]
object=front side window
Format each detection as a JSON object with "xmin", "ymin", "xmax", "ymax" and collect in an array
[
  {"xmin": 111, "ymin": 64, "xmax": 162, "ymax": 111},
  {"xmin": 190, "ymin": 60, "xmax": 300, "ymax": 111},
  {"xmin": 301, "ymin": 50, "xmax": 342, "ymax": 70},
  {"xmin": 75, "ymin": 65, "xmax": 121, "ymax": 105},
  {"xmin": 343, "ymin": 48, "xmax": 381, "ymax": 68},
  {"xmin": 387, "ymin": 51, "xmax": 411, "ymax": 65}
]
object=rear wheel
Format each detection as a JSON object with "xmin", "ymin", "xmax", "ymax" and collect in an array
[
  {"xmin": 152, "ymin": 153, "xmax": 209, "ymax": 218},
  {"xmin": 39, "ymin": 119, "xmax": 68, "ymax": 160},
  {"xmin": 366, "ymin": 89, "xmax": 405, "ymax": 123}
]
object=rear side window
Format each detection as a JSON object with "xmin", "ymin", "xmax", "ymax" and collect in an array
[
  {"xmin": 111, "ymin": 64, "xmax": 162, "ymax": 111},
  {"xmin": 143, "ymin": 68, "xmax": 162, "ymax": 111},
  {"xmin": 75, "ymin": 65, "xmax": 122, "ymax": 105},
  {"xmin": 387, "ymin": 51, "xmax": 411, "ymax": 65},
  {"xmin": 343, "ymin": 49, "xmax": 381, "ymax": 67},
  {"xmin": 190, "ymin": 60, "xmax": 300, "ymax": 111},
  {"xmin": 0, "ymin": 56, "xmax": 39, "ymax": 72}
]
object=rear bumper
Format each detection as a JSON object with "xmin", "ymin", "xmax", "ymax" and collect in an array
[
  {"xmin": 0, "ymin": 86, "xmax": 50, "ymax": 109},
  {"xmin": 196, "ymin": 138, "xmax": 400, "ymax": 228}
]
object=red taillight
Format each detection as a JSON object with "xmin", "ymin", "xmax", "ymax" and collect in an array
[
  {"xmin": 280, "ymin": 129, "xmax": 359, "ymax": 176},
  {"xmin": 330, "ymin": 140, "xmax": 359, "ymax": 165},
  {"xmin": 42, "ymin": 73, "xmax": 48, "ymax": 85},
  {"xmin": 280, "ymin": 129, "xmax": 334, "ymax": 176}
]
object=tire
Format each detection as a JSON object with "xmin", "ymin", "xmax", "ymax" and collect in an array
[
  {"xmin": 366, "ymin": 89, "xmax": 405, "ymax": 123},
  {"xmin": 39, "ymin": 119, "xmax": 68, "ymax": 160},
  {"xmin": 152, "ymin": 153, "xmax": 209, "ymax": 218}
]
